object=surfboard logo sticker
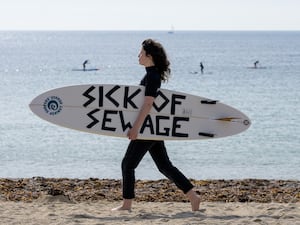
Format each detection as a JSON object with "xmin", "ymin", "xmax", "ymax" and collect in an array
[{"xmin": 43, "ymin": 96, "xmax": 63, "ymax": 115}]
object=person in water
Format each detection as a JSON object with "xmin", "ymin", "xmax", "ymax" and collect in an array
[
  {"xmin": 254, "ymin": 60, "xmax": 259, "ymax": 68},
  {"xmin": 200, "ymin": 62, "xmax": 204, "ymax": 74},
  {"xmin": 112, "ymin": 39, "xmax": 200, "ymax": 211},
  {"xmin": 83, "ymin": 60, "xmax": 89, "ymax": 71}
]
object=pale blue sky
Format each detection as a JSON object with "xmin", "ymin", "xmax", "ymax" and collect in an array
[{"xmin": 1, "ymin": 0, "xmax": 299, "ymax": 30}]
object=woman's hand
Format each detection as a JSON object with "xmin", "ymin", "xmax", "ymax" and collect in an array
[
  {"xmin": 127, "ymin": 96, "xmax": 154, "ymax": 140},
  {"xmin": 127, "ymin": 127, "xmax": 139, "ymax": 140}
]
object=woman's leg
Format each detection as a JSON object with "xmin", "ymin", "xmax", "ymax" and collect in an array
[
  {"xmin": 113, "ymin": 140, "xmax": 153, "ymax": 210},
  {"xmin": 149, "ymin": 141, "xmax": 200, "ymax": 211},
  {"xmin": 149, "ymin": 141, "xmax": 193, "ymax": 192}
]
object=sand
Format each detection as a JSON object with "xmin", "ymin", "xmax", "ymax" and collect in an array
[
  {"xmin": 0, "ymin": 199, "xmax": 299, "ymax": 225},
  {"xmin": 1, "ymin": 178, "xmax": 299, "ymax": 224}
]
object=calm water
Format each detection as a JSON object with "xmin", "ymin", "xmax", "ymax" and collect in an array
[{"xmin": 0, "ymin": 31, "xmax": 299, "ymax": 180}]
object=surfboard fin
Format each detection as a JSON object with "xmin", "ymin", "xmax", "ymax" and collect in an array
[
  {"xmin": 198, "ymin": 132, "xmax": 215, "ymax": 138},
  {"xmin": 201, "ymin": 100, "xmax": 218, "ymax": 104}
]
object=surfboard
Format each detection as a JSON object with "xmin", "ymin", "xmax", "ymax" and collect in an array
[{"xmin": 29, "ymin": 84, "xmax": 251, "ymax": 140}]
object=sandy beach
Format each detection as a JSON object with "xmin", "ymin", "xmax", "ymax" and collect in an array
[
  {"xmin": 1, "ymin": 178, "xmax": 299, "ymax": 224},
  {"xmin": 1, "ymin": 200, "xmax": 299, "ymax": 225}
]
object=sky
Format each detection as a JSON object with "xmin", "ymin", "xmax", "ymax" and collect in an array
[{"xmin": 1, "ymin": 0, "xmax": 300, "ymax": 31}]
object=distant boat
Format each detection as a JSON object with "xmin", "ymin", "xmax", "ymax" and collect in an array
[{"xmin": 168, "ymin": 26, "xmax": 175, "ymax": 34}]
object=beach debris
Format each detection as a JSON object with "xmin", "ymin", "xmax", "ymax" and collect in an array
[{"xmin": 0, "ymin": 178, "xmax": 299, "ymax": 203}]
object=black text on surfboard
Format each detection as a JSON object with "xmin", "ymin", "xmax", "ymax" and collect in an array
[
  {"xmin": 83, "ymin": 85, "xmax": 141, "ymax": 109},
  {"xmin": 82, "ymin": 85, "xmax": 189, "ymax": 138},
  {"xmin": 82, "ymin": 85, "xmax": 186, "ymax": 114},
  {"xmin": 86, "ymin": 109, "xmax": 189, "ymax": 138}
]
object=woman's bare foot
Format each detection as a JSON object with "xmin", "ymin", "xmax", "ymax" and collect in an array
[
  {"xmin": 190, "ymin": 195, "xmax": 201, "ymax": 211},
  {"xmin": 186, "ymin": 189, "xmax": 200, "ymax": 211},
  {"xmin": 111, "ymin": 205, "xmax": 131, "ymax": 211},
  {"xmin": 111, "ymin": 199, "xmax": 132, "ymax": 211}
]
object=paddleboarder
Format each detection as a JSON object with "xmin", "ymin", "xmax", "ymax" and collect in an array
[
  {"xmin": 200, "ymin": 62, "xmax": 204, "ymax": 74},
  {"xmin": 83, "ymin": 60, "xmax": 89, "ymax": 71}
]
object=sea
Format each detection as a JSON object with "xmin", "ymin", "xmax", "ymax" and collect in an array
[{"xmin": 0, "ymin": 31, "xmax": 299, "ymax": 180}]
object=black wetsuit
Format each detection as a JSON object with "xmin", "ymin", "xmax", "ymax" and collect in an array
[{"xmin": 121, "ymin": 66, "xmax": 194, "ymax": 199}]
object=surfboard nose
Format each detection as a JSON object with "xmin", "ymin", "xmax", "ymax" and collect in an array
[{"xmin": 29, "ymin": 96, "xmax": 39, "ymax": 113}]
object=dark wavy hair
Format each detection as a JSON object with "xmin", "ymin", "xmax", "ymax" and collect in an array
[{"xmin": 142, "ymin": 39, "xmax": 171, "ymax": 82}]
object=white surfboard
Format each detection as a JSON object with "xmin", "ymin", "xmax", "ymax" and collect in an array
[{"xmin": 29, "ymin": 84, "xmax": 251, "ymax": 140}]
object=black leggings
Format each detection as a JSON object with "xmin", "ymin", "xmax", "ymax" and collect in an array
[{"xmin": 121, "ymin": 140, "xmax": 194, "ymax": 199}]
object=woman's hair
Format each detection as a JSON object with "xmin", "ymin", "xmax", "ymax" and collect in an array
[{"xmin": 142, "ymin": 39, "xmax": 171, "ymax": 82}]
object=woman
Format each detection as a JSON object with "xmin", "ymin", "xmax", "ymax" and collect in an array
[{"xmin": 113, "ymin": 39, "xmax": 200, "ymax": 211}]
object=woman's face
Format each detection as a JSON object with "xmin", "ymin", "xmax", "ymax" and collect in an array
[{"xmin": 138, "ymin": 48, "xmax": 154, "ymax": 67}]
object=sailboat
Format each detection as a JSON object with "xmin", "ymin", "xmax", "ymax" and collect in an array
[{"xmin": 168, "ymin": 25, "xmax": 175, "ymax": 34}]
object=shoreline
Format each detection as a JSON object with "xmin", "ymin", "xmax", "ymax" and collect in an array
[{"xmin": 1, "ymin": 178, "xmax": 299, "ymax": 203}]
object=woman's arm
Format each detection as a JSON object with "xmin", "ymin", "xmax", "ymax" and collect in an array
[{"xmin": 127, "ymin": 96, "xmax": 154, "ymax": 140}]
